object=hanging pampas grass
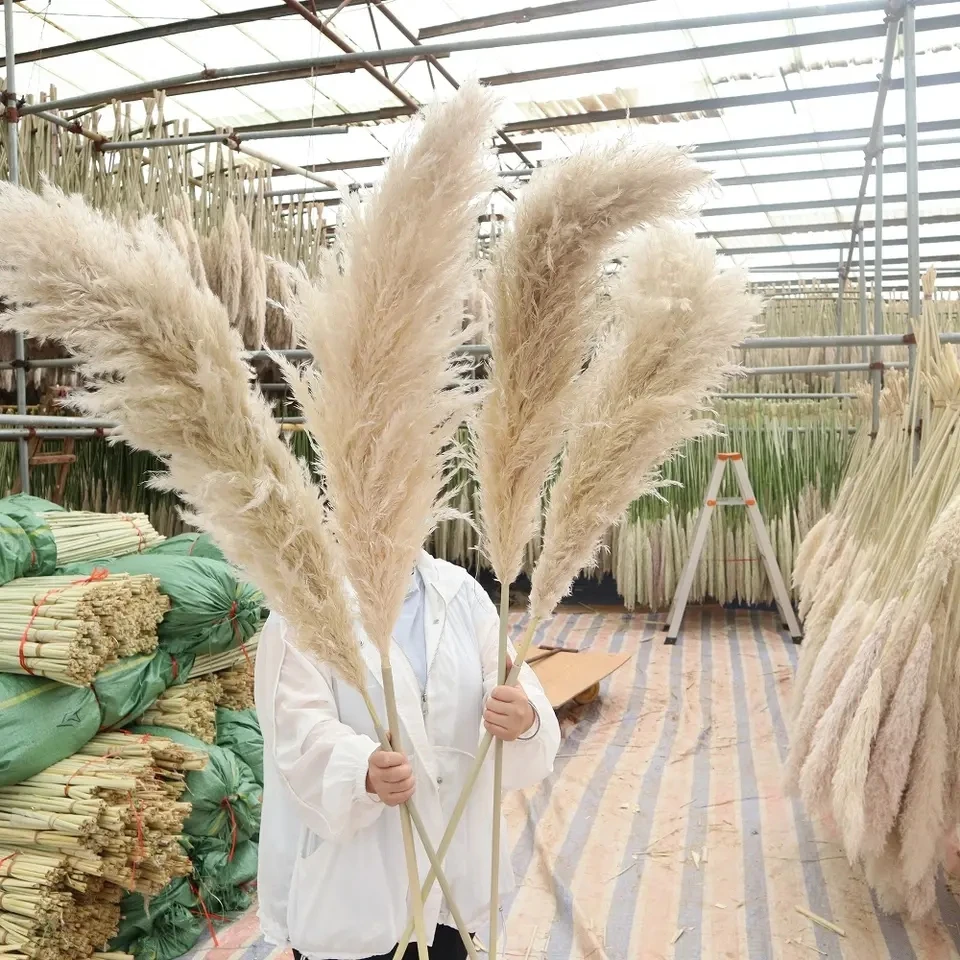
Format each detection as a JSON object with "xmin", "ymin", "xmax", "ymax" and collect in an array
[
  {"xmin": 528, "ymin": 227, "xmax": 758, "ymax": 618},
  {"xmin": 475, "ymin": 143, "xmax": 709, "ymax": 588},
  {"xmin": 286, "ymin": 82, "xmax": 499, "ymax": 960}
]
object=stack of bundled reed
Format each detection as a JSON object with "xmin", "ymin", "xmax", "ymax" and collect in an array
[
  {"xmin": 0, "ymin": 573, "xmax": 167, "ymax": 685},
  {"xmin": 0, "ymin": 730, "xmax": 203, "ymax": 898},
  {"xmin": 188, "ymin": 630, "xmax": 260, "ymax": 678},
  {"xmin": 0, "ymin": 845, "xmax": 125, "ymax": 960},
  {"xmin": 214, "ymin": 661, "xmax": 255, "ymax": 711},
  {"xmin": 42, "ymin": 511, "xmax": 164, "ymax": 564},
  {"xmin": 137, "ymin": 677, "xmax": 222, "ymax": 743},
  {"xmin": 788, "ymin": 271, "xmax": 960, "ymax": 916}
]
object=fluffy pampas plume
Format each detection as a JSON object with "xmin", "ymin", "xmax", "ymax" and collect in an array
[
  {"xmin": 0, "ymin": 183, "xmax": 365, "ymax": 690},
  {"xmin": 285, "ymin": 79, "xmax": 498, "ymax": 663},
  {"xmin": 528, "ymin": 226, "xmax": 760, "ymax": 619},
  {"xmin": 284, "ymin": 81, "xmax": 499, "ymax": 960},
  {"xmin": 475, "ymin": 143, "xmax": 710, "ymax": 588}
]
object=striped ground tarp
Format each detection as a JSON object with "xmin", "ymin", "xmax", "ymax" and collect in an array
[{"xmin": 182, "ymin": 609, "xmax": 960, "ymax": 960}]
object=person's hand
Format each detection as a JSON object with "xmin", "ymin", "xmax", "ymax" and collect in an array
[
  {"xmin": 366, "ymin": 749, "xmax": 415, "ymax": 806},
  {"xmin": 484, "ymin": 684, "xmax": 536, "ymax": 742}
]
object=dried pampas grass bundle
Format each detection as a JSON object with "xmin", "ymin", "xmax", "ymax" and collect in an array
[
  {"xmin": 285, "ymin": 81, "xmax": 499, "ymax": 960},
  {"xmin": 529, "ymin": 227, "xmax": 759, "ymax": 619}
]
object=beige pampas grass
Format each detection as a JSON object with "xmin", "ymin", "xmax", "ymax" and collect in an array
[
  {"xmin": 860, "ymin": 623, "xmax": 933, "ymax": 858},
  {"xmin": 899, "ymin": 693, "xmax": 948, "ymax": 900},
  {"xmin": 527, "ymin": 227, "xmax": 759, "ymax": 619},
  {"xmin": 793, "ymin": 513, "xmax": 833, "ymax": 600},
  {"xmin": 785, "ymin": 599, "xmax": 868, "ymax": 791},
  {"xmin": 264, "ymin": 257, "xmax": 295, "ymax": 350},
  {"xmin": 285, "ymin": 80, "xmax": 497, "ymax": 658},
  {"xmin": 799, "ymin": 608, "xmax": 892, "ymax": 814},
  {"xmin": 476, "ymin": 143, "xmax": 709, "ymax": 587},
  {"xmin": 219, "ymin": 199, "xmax": 243, "ymax": 326},
  {"xmin": 0, "ymin": 183, "xmax": 364, "ymax": 692}
]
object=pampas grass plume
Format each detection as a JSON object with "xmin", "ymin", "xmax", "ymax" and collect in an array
[
  {"xmin": 0, "ymin": 183, "xmax": 365, "ymax": 691},
  {"xmin": 861, "ymin": 623, "xmax": 933, "ymax": 858},
  {"xmin": 476, "ymin": 143, "xmax": 710, "ymax": 587},
  {"xmin": 284, "ymin": 81, "xmax": 498, "ymax": 656},
  {"xmin": 528, "ymin": 227, "xmax": 759, "ymax": 618}
]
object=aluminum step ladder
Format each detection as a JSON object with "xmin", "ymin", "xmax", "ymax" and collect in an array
[{"xmin": 664, "ymin": 452, "xmax": 803, "ymax": 644}]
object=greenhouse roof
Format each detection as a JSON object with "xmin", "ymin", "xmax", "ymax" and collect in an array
[{"xmin": 4, "ymin": 0, "xmax": 960, "ymax": 285}]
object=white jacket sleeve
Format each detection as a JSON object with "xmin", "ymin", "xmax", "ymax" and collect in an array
[
  {"xmin": 469, "ymin": 581, "xmax": 561, "ymax": 791},
  {"xmin": 257, "ymin": 617, "xmax": 385, "ymax": 843}
]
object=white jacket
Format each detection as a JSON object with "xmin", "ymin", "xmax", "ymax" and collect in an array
[{"xmin": 255, "ymin": 552, "xmax": 560, "ymax": 960}]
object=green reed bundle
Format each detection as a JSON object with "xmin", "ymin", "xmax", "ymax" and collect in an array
[{"xmin": 188, "ymin": 630, "xmax": 260, "ymax": 678}]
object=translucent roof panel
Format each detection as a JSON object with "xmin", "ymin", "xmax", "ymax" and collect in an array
[{"xmin": 4, "ymin": 0, "xmax": 960, "ymax": 281}]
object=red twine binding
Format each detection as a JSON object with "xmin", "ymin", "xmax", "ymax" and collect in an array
[
  {"xmin": 121, "ymin": 515, "xmax": 146, "ymax": 553},
  {"xmin": 219, "ymin": 598, "xmax": 252, "ymax": 668},
  {"xmin": 189, "ymin": 882, "xmax": 223, "ymax": 947},
  {"xmin": 170, "ymin": 656, "xmax": 179, "ymax": 682},
  {"xmin": 128, "ymin": 793, "xmax": 145, "ymax": 886},
  {"xmin": 0, "ymin": 853, "xmax": 18, "ymax": 875},
  {"xmin": 18, "ymin": 568, "xmax": 111, "ymax": 675}
]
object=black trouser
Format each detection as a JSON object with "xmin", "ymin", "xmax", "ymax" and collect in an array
[{"xmin": 293, "ymin": 924, "xmax": 469, "ymax": 960}]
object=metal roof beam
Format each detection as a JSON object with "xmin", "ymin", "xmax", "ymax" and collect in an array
[
  {"xmin": 419, "ymin": 0, "xmax": 653, "ymax": 39},
  {"xmin": 717, "ymin": 234, "xmax": 960, "ymax": 256},
  {"xmin": 701, "ymin": 214, "xmax": 959, "ymax": 239},
  {"xmin": 481, "ymin": 14, "xmax": 960, "ymax": 87},
  {"xmin": 702, "ymin": 189, "xmax": 960, "ymax": 218}
]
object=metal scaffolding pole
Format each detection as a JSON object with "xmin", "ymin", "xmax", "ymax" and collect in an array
[
  {"xmin": 859, "ymin": 227, "xmax": 869, "ymax": 364},
  {"xmin": 873, "ymin": 148, "xmax": 885, "ymax": 437},
  {"xmin": 4, "ymin": 0, "xmax": 30, "ymax": 495},
  {"xmin": 100, "ymin": 127, "xmax": 348, "ymax": 150},
  {"xmin": 904, "ymin": 2, "xmax": 921, "ymax": 391}
]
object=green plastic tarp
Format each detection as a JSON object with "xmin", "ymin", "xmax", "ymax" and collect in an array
[
  {"xmin": 60, "ymin": 555, "xmax": 263, "ymax": 658},
  {"xmin": 0, "ymin": 512, "xmax": 34, "ymax": 586},
  {"xmin": 111, "ymin": 878, "xmax": 205, "ymax": 960},
  {"xmin": 143, "ymin": 533, "xmax": 226, "ymax": 564},
  {"xmin": 0, "ymin": 495, "xmax": 63, "ymax": 514},
  {"xmin": 215, "ymin": 707, "xmax": 263, "ymax": 787},
  {"xmin": 0, "ymin": 500, "xmax": 57, "ymax": 576},
  {"xmin": 130, "ymin": 725, "xmax": 262, "ymax": 844},
  {"xmin": 0, "ymin": 673, "xmax": 100, "ymax": 786},
  {"xmin": 190, "ymin": 836, "xmax": 258, "ymax": 917},
  {"xmin": 92, "ymin": 651, "xmax": 179, "ymax": 731}
]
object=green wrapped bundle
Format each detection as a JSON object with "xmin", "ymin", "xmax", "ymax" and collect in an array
[
  {"xmin": 0, "ymin": 500, "xmax": 57, "ymax": 575},
  {"xmin": 190, "ymin": 836, "xmax": 258, "ymax": 916},
  {"xmin": 144, "ymin": 532, "xmax": 226, "ymax": 563},
  {"xmin": 111, "ymin": 878, "xmax": 205, "ymax": 960},
  {"xmin": 0, "ymin": 672, "xmax": 100, "ymax": 785},
  {"xmin": 130, "ymin": 724, "xmax": 262, "ymax": 844},
  {"xmin": 60, "ymin": 555, "xmax": 263, "ymax": 658},
  {"xmin": 216, "ymin": 707, "xmax": 263, "ymax": 786},
  {"xmin": 93, "ymin": 650, "xmax": 183, "ymax": 731},
  {"xmin": 0, "ymin": 512, "xmax": 34, "ymax": 586},
  {"xmin": 0, "ymin": 494, "xmax": 64, "ymax": 515}
]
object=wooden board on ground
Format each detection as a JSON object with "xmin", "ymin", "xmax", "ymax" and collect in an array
[{"xmin": 530, "ymin": 649, "xmax": 632, "ymax": 709}]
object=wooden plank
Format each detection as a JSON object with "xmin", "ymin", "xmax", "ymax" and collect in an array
[{"xmin": 531, "ymin": 650, "xmax": 632, "ymax": 709}]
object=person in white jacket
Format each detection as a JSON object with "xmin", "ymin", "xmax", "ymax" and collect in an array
[{"xmin": 255, "ymin": 550, "xmax": 561, "ymax": 960}]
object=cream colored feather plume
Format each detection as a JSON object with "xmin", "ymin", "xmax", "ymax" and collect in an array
[
  {"xmin": 285, "ymin": 81, "xmax": 498, "ymax": 656},
  {"xmin": 0, "ymin": 183, "xmax": 364, "ymax": 690},
  {"xmin": 476, "ymin": 143, "xmax": 710, "ymax": 587},
  {"xmin": 528, "ymin": 227, "xmax": 759, "ymax": 618}
]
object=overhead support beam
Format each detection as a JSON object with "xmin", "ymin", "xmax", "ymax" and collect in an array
[
  {"xmin": 25, "ymin": 3, "xmax": 959, "ymax": 118},
  {"xmin": 503, "ymin": 69, "xmax": 960, "ymax": 136},
  {"xmin": 100, "ymin": 127, "xmax": 348, "ymax": 151},
  {"xmin": 0, "ymin": 3, "xmax": 313, "ymax": 67},
  {"xmin": 690, "ymin": 117, "xmax": 960, "ymax": 155},
  {"xmin": 702, "ymin": 188, "xmax": 960, "ymax": 218},
  {"xmin": 480, "ymin": 14, "xmax": 960, "ymax": 87},
  {"xmin": 717, "ymin": 233, "xmax": 960, "ymax": 256},
  {"xmin": 749, "ymin": 253, "xmax": 960, "ymax": 271},
  {"xmin": 419, "ymin": 0, "xmax": 653, "ymax": 39},
  {"xmin": 695, "ymin": 132, "xmax": 960, "ymax": 163},
  {"xmin": 700, "ymin": 214, "xmax": 960, "ymax": 239}
]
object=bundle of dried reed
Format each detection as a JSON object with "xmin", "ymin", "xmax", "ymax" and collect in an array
[
  {"xmin": 188, "ymin": 631, "xmax": 260, "ymax": 678},
  {"xmin": 788, "ymin": 273, "xmax": 960, "ymax": 916},
  {"xmin": 287, "ymin": 81, "xmax": 498, "ymax": 960},
  {"xmin": 0, "ymin": 573, "xmax": 167, "ymax": 685},
  {"xmin": 42, "ymin": 511, "xmax": 164, "ymax": 564},
  {"xmin": 138, "ymin": 677, "xmax": 223, "ymax": 743},
  {"xmin": 0, "ymin": 731, "xmax": 198, "ymax": 897},
  {"xmin": 214, "ymin": 661, "xmax": 255, "ymax": 711}
]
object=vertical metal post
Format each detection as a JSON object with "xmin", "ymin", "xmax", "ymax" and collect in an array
[
  {"xmin": 904, "ymin": 1, "xmax": 920, "ymax": 389},
  {"xmin": 4, "ymin": 0, "xmax": 30, "ymax": 494},
  {"xmin": 834, "ymin": 265, "xmax": 845, "ymax": 393},
  {"xmin": 858, "ymin": 226, "xmax": 868, "ymax": 364},
  {"xmin": 871, "ymin": 148, "xmax": 884, "ymax": 438}
]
